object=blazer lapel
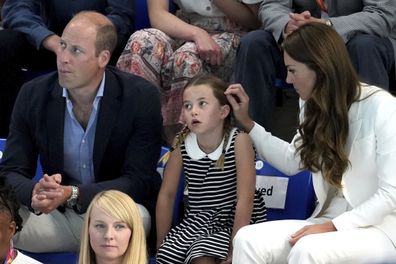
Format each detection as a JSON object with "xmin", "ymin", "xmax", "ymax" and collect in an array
[
  {"xmin": 93, "ymin": 69, "xmax": 121, "ymax": 177},
  {"xmin": 47, "ymin": 82, "xmax": 66, "ymax": 171}
]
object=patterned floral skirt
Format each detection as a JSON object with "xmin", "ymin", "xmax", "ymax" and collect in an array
[{"xmin": 116, "ymin": 12, "xmax": 246, "ymax": 126}]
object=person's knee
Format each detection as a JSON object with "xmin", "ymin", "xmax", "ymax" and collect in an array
[
  {"xmin": 137, "ymin": 204, "xmax": 151, "ymax": 237},
  {"xmin": 289, "ymin": 235, "xmax": 326, "ymax": 263},
  {"xmin": 239, "ymin": 30, "xmax": 277, "ymax": 54},
  {"xmin": 233, "ymin": 225, "xmax": 253, "ymax": 248},
  {"xmin": 347, "ymin": 34, "xmax": 381, "ymax": 53}
]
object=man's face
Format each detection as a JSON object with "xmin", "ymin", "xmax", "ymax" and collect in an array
[{"xmin": 57, "ymin": 18, "xmax": 105, "ymax": 92}]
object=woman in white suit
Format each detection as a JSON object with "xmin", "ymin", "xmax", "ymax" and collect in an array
[{"xmin": 225, "ymin": 22, "xmax": 396, "ymax": 264}]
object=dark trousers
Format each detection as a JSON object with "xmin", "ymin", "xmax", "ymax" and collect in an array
[
  {"xmin": 234, "ymin": 30, "xmax": 395, "ymax": 130},
  {"xmin": 0, "ymin": 29, "xmax": 127, "ymax": 138}
]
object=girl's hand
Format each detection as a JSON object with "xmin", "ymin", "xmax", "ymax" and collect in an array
[
  {"xmin": 289, "ymin": 221, "xmax": 337, "ymax": 246},
  {"xmin": 192, "ymin": 27, "xmax": 223, "ymax": 65}
]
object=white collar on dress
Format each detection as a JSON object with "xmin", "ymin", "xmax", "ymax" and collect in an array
[{"xmin": 185, "ymin": 128, "xmax": 237, "ymax": 160}]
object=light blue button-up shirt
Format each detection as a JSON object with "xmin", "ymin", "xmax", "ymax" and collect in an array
[{"xmin": 62, "ymin": 74, "xmax": 105, "ymax": 185}]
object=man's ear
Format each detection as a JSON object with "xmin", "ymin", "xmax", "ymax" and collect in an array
[
  {"xmin": 98, "ymin": 50, "xmax": 111, "ymax": 68},
  {"xmin": 220, "ymin": 104, "xmax": 230, "ymax": 119}
]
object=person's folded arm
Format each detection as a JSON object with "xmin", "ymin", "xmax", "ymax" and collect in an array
[
  {"xmin": 329, "ymin": 0, "xmax": 396, "ymax": 42},
  {"xmin": 2, "ymin": 0, "xmax": 55, "ymax": 49}
]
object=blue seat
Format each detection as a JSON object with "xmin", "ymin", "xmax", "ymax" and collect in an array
[{"xmin": 255, "ymin": 159, "xmax": 315, "ymax": 221}]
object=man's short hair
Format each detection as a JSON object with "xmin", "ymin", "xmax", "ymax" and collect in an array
[{"xmin": 95, "ymin": 23, "xmax": 117, "ymax": 57}]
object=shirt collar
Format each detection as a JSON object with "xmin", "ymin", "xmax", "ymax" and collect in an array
[{"xmin": 185, "ymin": 128, "xmax": 237, "ymax": 160}]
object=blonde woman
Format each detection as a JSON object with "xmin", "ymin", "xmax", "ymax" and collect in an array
[{"xmin": 79, "ymin": 190, "xmax": 147, "ymax": 264}]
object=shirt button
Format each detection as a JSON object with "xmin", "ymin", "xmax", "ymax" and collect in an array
[
  {"xmin": 82, "ymin": 164, "xmax": 87, "ymax": 169},
  {"xmin": 82, "ymin": 139, "xmax": 86, "ymax": 144},
  {"xmin": 206, "ymin": 6, "xmax": 211, "ymax": 11}
]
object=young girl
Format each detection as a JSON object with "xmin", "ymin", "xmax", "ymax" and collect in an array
[{"xmin": 155, "ymin": 75, "xmax": 266, "ymax": 264}]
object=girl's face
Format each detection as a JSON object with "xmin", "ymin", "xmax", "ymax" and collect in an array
[
  {"xmin": 284, "ymin": 52, "xmax": 317, "ymax": 100},
  {"xmin": 0, "ymin": 212, "xmax": 15, "ymax": 259},
  {"xmin": 89, "ymin": 205, "xmax": 132, "ymax": 264},
  {"xmin": 182, "ymin": 84, "xmax": 230, "ymax": 136}
]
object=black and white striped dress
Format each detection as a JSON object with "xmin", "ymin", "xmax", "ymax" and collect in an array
[{"xmin": 156, "ymin": 128, "xmax": 267, "ymax": 263}]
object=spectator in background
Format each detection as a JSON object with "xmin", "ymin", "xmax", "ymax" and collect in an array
[
  {"xmin": 79, "ymin": 190, "xmax": 147, "ymax": 264},
  {"xmin": 0, "ymin": 0, "xmax": 134, "ymax": 138},
  {"xmin": 0, "ymin": 178, "xmax": 42, "ymax": 264},
  {"xmin": 234, "ymin": 0, "xmax": 396, "ymax": 131},
  {"xmin": 116, "ymin": 0, "xmax": 261, "ymax": 144},
  {"xmin": 226, "ymin": 22, "xmax": 396, "ymax": 264},
  {"xmin": 0, "ymin": 11, "xmax": 162, "ymax": 253}
]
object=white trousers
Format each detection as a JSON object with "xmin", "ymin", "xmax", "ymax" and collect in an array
[
  {"xmin": 13, "ymin": 204, "xmax": 151, "ymax": 252},
  {"xmin": 233, "ymin": 219, "xmax": 396, "ymax": 264}
]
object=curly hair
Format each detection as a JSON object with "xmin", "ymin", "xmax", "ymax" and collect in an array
[
  {"xmin": 282, "ymin": 23, "xmax": 361, "ymax": 188},
  {"xmin": 0, "ymin": 177, "xmax": 23, "ymax": 233}
]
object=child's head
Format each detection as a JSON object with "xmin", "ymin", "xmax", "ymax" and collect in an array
[
  {"xmin": 162, "ymin": 74, "xmax": 233, "ymax": 168},
  {"xmin": 0, "ymin": 178, "xmax": 23, "ymax": 258},
  {"xmin": 182, "ymin": 74, "xmax": 233, "ymax": 132}
]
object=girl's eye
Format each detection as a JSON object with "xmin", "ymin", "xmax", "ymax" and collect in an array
[
  {"xmin": 95, "ymin": 224, "xmax": 105, "ymax": 229},
  {"xmin": 59, "ymin": 42, "xmax": 66, "ymax": 49},
  {"xmin": 199, "ymin": 101, "xmax": 207, "ymax": 107},
  {"xmin": 183, "ymin": 103, "xmax": 192, "ymax": 110},
  {"xmin": 288, "ymin": 69, "xmax": 295, "ymax": 74}
]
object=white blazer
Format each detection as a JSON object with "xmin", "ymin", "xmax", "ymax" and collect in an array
[{"xmin": 250, "ymin": 84, "xmax": 396, "ymax": 245}]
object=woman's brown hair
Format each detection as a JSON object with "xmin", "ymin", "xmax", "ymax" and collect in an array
[{"xmin": 283, "ymin": 22, "xmax": 361, "ymax": 188}]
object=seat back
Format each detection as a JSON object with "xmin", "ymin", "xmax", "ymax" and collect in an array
[{"xmin": 255, "ymin": 159, "xmax": 315, "ymax": 221}]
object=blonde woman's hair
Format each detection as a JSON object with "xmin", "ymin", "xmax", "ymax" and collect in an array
[
  {"xmin": 160, "ymin": 74, "xmax": 233, "ymax": 169},
  {"xmin": 78, "ymin": 190, "xmax": 147, "ymax": 264}
]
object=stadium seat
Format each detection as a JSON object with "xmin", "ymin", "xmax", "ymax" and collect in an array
[{"xmin": 255, "ymin": 159, "xmax": 315, "ymax": 221}]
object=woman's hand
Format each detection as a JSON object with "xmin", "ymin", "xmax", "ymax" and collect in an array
[
  {"xmin": 225, "ymin": 84, "xmax": 254, "ymax": 132},
  {"xmin": 192, "ymin": 27, "xmax": 223, "ymax": 65},
  {"xmin": 289, "ymin": 221, "xmax": 337, "ymax": 246}
]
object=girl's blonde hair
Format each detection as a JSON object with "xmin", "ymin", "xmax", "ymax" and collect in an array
[
  {"xmin": 78, "ymin": 190, "xmax": 147, "ymax": 264},
  {"xmin": 160, "ymin": 74, "xmax": 233, "ymax": 169}
]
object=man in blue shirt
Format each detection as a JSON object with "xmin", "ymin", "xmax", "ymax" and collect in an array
[
  {"xmin": 0, "ymin": 11, "xmax": 162, "ymax": 253},
  {"xmin": 0, "ymin": 0, "xmax": 134, "ymax": 138}
]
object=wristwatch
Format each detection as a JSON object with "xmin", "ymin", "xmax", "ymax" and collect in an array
[
  {"xmin": 325, "ymin": 19, "xmax": 333, "ymax": 27},
  {"xmin": 66, "ymin": 186, "xmax": 79, "ymax": 208}
]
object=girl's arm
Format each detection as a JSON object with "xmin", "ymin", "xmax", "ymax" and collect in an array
[
  {"xmin": 148, "ymin": 0, "xmax": 222, "ymax": 65},
  {"xmin": 212, "ymin": 0, "xmax": 261, "ymax": 30},
  {"xmin": 228, "ymin": 133, "xmax": 256, "ymax": 259},
  {"xmin": 155, "ymin": 147, "xmax": 183, "ymax": 250}
]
